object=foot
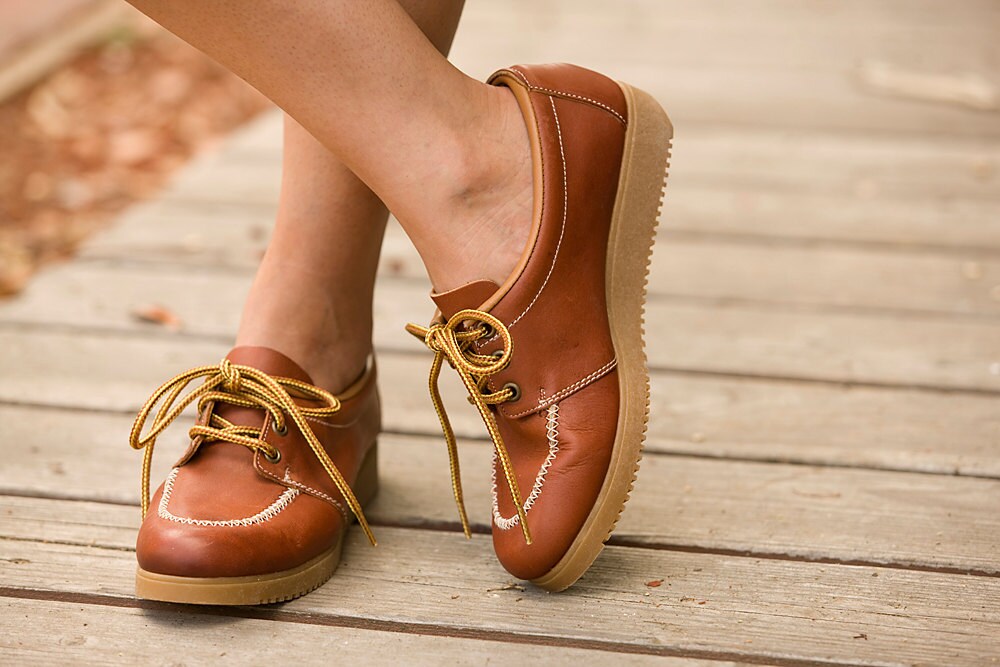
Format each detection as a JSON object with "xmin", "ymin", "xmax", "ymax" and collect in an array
[
  {"xmin": 407, "ymin": 64, "xmax": 673, "ymax": 591},
  {"xmin": 129, "ymin": 346, "xmax": 380, "ymax": 604}
]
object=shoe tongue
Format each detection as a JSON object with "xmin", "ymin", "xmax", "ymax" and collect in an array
[
  {"xmin": 430, "ymin": 279, "xmax": 502, "ymax": 320},
  {"xmin": 209, "ymin": 346, "xmax": 313, "ymax": 431},
  {"xmin": 224, "ymin": 346, "xmax": 313, "ymax": 384}
]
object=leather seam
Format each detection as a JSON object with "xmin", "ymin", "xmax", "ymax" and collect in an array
[
  {"xmin": 502, "ymin": 67, "xmax": 627, "ymax": 126},
  {"xmin": 505, "ymin": 357, "xmax": 617, "ymax": 419},
  {"xmin": 157, "ymin": 467, "xmax": 299, "ymax": 527},
  {"xmin": 496, "ymin": 95, "xmax": 567, "ymax": 346},
  {"xmin": 491, "ymin": 403, "xmax": 560, "ymax": 530},
  {"xmin": 255, "ymin": 453, "xmax": 350, "ymax": 522}
]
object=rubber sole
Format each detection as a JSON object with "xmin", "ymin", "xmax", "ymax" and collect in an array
[
  {"xmin": 135, "ymin": 442, "xmax": 379, "ymax": 605},
  {"xmin": 531, "ymin": 83, "xmax": 672, "ymax": 592}
]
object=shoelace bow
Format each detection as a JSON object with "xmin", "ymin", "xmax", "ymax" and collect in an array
[
  {"xmin": 405, "ymin": 309, "xmax": 532, "ymax": 544},
  {"xmin": 128, "ymin": 359, "xmax": 376, "ymax": 546}
]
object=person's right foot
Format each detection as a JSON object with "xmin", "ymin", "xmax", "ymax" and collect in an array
[
  {"xmin": 407, "ymin": 63, "xmax": 673, "ymax": 591},
  {"xmin": 130, "ymin": 346, "xmax": 380, "ymax": 605}
]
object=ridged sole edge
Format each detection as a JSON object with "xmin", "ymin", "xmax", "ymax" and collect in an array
[
  {"xmin": 531, "ymin": 82, "xmax": 672, "ymax": 592},
  {"xmin": 136, "ymin": 536, "xmax": 344, "ymax": 606}
]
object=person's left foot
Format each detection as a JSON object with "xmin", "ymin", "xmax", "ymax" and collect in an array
[{"xmin": 129, "ymin": 346, "xmax": 380, "ymax": 605}]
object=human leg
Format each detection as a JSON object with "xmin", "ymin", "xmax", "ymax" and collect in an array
[
  {"xmin": 233, "ymin": 1, "xmax": 467, "ymax": 392},
  {"xmin": 124, "ymin": 0, "xmax": 531, "ymax": 291}
]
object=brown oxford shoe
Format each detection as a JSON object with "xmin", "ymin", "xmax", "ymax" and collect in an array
[
  {"xmin": 129, "ymin": 346, "xmax": 380, "ymax": 604},
  {"xmin": 407, "ymin": 64, "xmax": 672, "ymax": 591}
]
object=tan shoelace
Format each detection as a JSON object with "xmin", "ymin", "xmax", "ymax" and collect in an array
[
  {"xmin": 129, "ymin": 358, "xmax": 376, "ymax": 546},
  {"xmin": 406, "ymin": 309, "xmax": 532, "ymax": 544}
]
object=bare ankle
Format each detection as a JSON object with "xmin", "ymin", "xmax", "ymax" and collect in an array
[{"xmin": 421, "ymin": 85, "xmax": 533, "ymax": 292}]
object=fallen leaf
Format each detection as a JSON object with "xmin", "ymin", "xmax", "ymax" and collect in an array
[
  {"xmin": 645, "ymin": 579, "xmax": 664, "ymax": 588},
  {"xmin": 131, "ymin": 304, "xmax": 183, "ymax": 330}
]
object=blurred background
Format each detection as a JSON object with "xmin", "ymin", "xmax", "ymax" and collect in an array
[{"xmin": 0, "ymin": 0, "xmax": 268, "ymax": 295}]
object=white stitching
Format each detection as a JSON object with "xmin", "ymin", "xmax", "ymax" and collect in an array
[
  {"xmin": 256, "ymin": 459, "xmax": 349, "ymax": 521},
  {"xmin": 502, "ymin": 68, "xmax": 627, "ymax": 126},
  {"xmin": 158, "ymin": 467, "xmax": 299, "ymax": 527},
  {"xmin": 502, "ymin": 67, "xmax": 532, "ymax": 89},
  {"xmin": 284, "ymin": 477, "xmax": 349, "ymax": 521},
  {"xmin": 532, "ymin": 87, "xmax": 626, "ymax": 125},
  {"xmin": 506, "ymin": 357, "xmax": 617, "ymax": 419},
  {"xmin": 492, "ymin": 404, "xmax": 560, "ymax": 530},
  {"xmin": 506, "ymin": 95, "xmax": 568, "ymax": 332}
]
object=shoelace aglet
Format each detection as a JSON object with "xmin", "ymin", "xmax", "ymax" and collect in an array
[
  {"xmin": 456, "ymin": 500, "xmax": 472, "ymax": 539},
  {"xmin": 519, "ymin": 518, "xmax": 532, "ymax": 545}
]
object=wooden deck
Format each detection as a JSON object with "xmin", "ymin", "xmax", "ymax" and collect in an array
[{"xmin": 2, "ymin": 1, "xmax": 999, "ymax": 664}]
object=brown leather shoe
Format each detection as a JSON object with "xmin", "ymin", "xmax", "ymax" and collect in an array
[
  {"xmin": 407, "ymin": 64, "xmax": 672, "ymax": 591},
  {"xmin": 129, "ymin": 346, "xmax": 380, "ymax": 604}
]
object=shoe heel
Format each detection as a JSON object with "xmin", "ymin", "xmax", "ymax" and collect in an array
[{"xmin": 353, "ymin": 441, "xmax": 379, "ymax": 511}]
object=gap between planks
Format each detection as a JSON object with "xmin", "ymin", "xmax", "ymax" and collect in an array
[
  {"xmin": 2, "ymin": 512, "xmax": 998, "ymax": 667},
  {"xmin": 0, "ymin": 596, "xmax": 701, "ymax": 667},
  {"xmin": 3, "ymin": 427, "xmax": 999, "ymax": 576},
  {"xmin": 1, "ymin": 333, "xmax": 998, "ymax": 478}
]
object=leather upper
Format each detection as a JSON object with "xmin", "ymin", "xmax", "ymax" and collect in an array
[{"xmin": 136, "ymin": 346, "xmax": 380, "ymax": 578}]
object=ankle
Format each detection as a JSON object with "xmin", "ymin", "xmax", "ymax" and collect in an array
[
  {"xmin": 236, "ymin": 265, "xmax": 374, "ymax": 393},
  {"xmin": 417, "ymin": 84, "xmax": 534, "ymax": 292}
]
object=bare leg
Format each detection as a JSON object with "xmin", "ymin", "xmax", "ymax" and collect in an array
[
  {"xmin": 124, "ymin": 0, "xmax": 531, "ymax": 296},
  {"xmin": 234, "ymin": 1, "xmax": 467, "ymax": 392}
]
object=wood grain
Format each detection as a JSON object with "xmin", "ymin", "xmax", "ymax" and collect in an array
[
  {"xmin": 0, "ymin": 597, "xmax": 687, "ymax": 666},
  {"xmin": 2, "ymin": 416, "xmax": 997, "ymax": 574},
  {"xmin": 2, "ymin": 497, "xmax": 998, "ymax": 666}
]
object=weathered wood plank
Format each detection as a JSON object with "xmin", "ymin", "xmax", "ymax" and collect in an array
[
  {"xmin": 2, "ymin": 498, "xmax": 998, "ymax": 666},
  {"xmin": 649, "ymin": 374, "xmax": 1000, "ymax": 477},
  {"xmin": 665, "ymin": 186, "xmax": 1000, "ymax": 253},
  {"xmin": 653, "ymin": 241, "xmax": 1000, "ymax": 317},
  {"xmin": 3, "ymin": 418, "xmax": 998, "ymax": 574},
  {"xmin": 0, "ymin": 597, "xmax": 685, "ymax": 667},
  {"xmin": 4, "ymin": 270, "xmax": 998, "ymax": 391},
  {"xmin": 72, "ymin": 229, "xmax": 1000, "ymax": 319},
  {"xmin": 1, "ymin": 332, "xmax": 998, "ymax": 476}
]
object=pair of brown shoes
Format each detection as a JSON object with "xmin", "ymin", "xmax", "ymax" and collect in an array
[{"xmin": 129, "ymin": 63, "xmax": 673, "ymax": 604}]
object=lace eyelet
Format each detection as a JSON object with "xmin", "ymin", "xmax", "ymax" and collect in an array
[
  {"xmin": 273, "ymin": 421, "xmax": 288, "ymax": 436},
  {"xmin": 491, "ymin": 350, "xmax": 504, "ymax": 360},
  {"xmin": 502, "ymin": 382, "xmax": 521, "ymax": 402},
  {"xmin": 263, "ymin": 447, "xmax": 282, "ymax": 464},
  {"xmin": 479, "ymin": 323, "xmax": 495, "ymax": 339}
]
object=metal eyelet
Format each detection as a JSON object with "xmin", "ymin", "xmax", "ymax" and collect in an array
[
  {"xmin": 479, "ymin": 323, "xmax": 495, "ymax": 339},
  {"xmin": 263, "ymin": 447, "xmax": 282, "ymax": 464},
  {"xmin": 502, "ymin": 382, "xmax": 521, "ymax": 402},
  {"xmin": 273, "ymin": 421, "xmax": 288, "ymax": 436},
  {"xmin": 491, "ymin": 350, "xmax": 504, "ymax": 360}
]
